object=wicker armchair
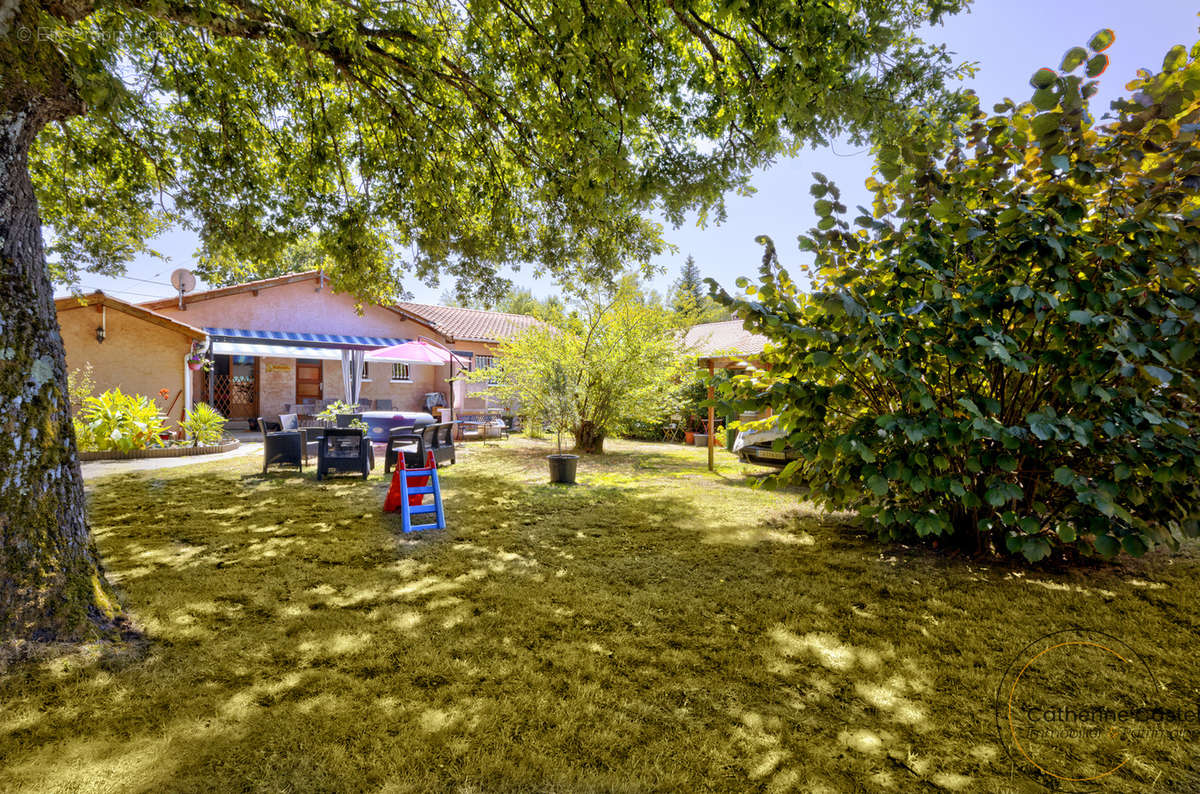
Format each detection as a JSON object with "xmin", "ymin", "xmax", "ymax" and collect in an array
[{"xmin": 260, "ymin": 417, "xmax": 303, "ymax": 473}]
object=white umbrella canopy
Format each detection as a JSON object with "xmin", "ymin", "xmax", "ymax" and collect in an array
[{"xmin": 364, "ymin": 339, "xmax": 470, "ymax": 367}]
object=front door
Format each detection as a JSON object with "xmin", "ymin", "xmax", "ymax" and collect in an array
[
  {"xmin": 296, "ymin": 358, "xmax": 323, "ymax": 405},
  {"xmin": 206, "ymin": 355, "xmax": 259, "ymax": 419}
]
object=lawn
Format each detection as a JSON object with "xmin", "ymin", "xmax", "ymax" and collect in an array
[{"xmin": 1, "ymin": 437, "xmax": 1197, "ymax": 792}]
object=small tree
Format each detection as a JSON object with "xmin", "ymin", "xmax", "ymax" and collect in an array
[
  {"xmin": 480, "ymin": 279, "xmax": 689, "ymax": 453},
  {"xmin": 714, "ymin": 32, "xmax": 1200, "ymax": 561},
  {"xmin": 542, "ymin": 362, "xmax": 578, "ymax": 455}
]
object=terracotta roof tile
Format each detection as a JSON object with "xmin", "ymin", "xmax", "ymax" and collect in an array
[
  {"xmin": 396, "ymin": 303, "xmax": 541, "ymax": 343},
  {"xmin": 683, "ymin": 320, "xmax": 769, "ymax": 357}
]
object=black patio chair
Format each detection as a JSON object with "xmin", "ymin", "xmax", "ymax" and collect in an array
[
  {"xmin": 316, "ymin": 428, "xmax": 371, "ymax": 480},
  {"xmin": 260, "ymin": 417, "xmax": 303, "ymax": 473},
  {"xmin": 384, "ymin": 426, "xmax": 424, "ymax": 474},
  {"xmin": 335, "ymin": 412, "xmax": 365, "ymax": 429},
  {"xmin": 374, "ymin": 398, "xmax": 393, "ymax": 411},
  {"xmin": 301, "ymin": 426, "xmax": 325, "ymax": 465},
  {"xmin": 428, "ymin": 422, "xmax": 456, "ymax": 466},
  {"xmin": 279, "ymin": 413, "xmax": 299, "ymax": 431}
]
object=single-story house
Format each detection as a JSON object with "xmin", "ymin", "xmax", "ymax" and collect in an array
[
  {"xmin": 683, "ymin": 319, "xmax": 769, "ymax": 370},
  {"xmin": 56, "ymin": 270, "xmax": 539, "ymax": 427}
]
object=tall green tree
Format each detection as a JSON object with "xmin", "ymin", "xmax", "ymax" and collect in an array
[
  {"xmin": 2, "ymin": 0, "xmax": 969, "ymax": 641},
  {"xmin": 672, "ymin": 255, "xmax": 705, "ymax": 311},
  {"xmin": 673, "ymin": 255, "xmax": 730, "ymax": 322},
  {"xmin": 714, "ymin": 32, "xmax": 1200, "ymax": 562}
]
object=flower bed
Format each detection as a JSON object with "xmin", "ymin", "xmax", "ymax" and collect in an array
[{"xmin": 78, "ymin": 439, "xmax": 240, "ymax": 461}]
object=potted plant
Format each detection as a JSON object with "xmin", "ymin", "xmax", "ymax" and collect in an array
[
  {"xmin": 186, "ymin": 341, "xmax": 210, "ymax": 371},
  {"xmin": 316, "ymin": 400, "xmax": 368, "ymax": 431},
  {"xmin": 542, "ymin": 362, "xmax": 579, "ymax": 484}
]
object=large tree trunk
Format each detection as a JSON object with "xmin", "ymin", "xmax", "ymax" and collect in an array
[
  {"xmin": 574, "ymin": 420, "xmax": 605, "ymax": 454},
  {"xmin": 1, "ymin": 3, "xmax": 125, "ymax": 643}
]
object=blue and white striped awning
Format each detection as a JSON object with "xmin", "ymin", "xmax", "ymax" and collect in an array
[
  {"xmin": 204, "ymin": 328, "xmax": 410, "ymax": 350},
  {"xmin": 205, "ymin": 328, "xmax": 411, "ymax": 360}
]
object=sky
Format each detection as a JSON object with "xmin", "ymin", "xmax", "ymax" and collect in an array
[{"xmin": 55, "ymin": 0, "xmax": 1199, "ymax": 307}]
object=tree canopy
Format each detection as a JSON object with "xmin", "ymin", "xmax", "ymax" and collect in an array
[
  {"xmin": 714, "ymin": 31, "xmax": 1200, "ymax": 562},
  {"xmin": 22, "ymin": 0, "xmax": 969, "ymax": 302}
]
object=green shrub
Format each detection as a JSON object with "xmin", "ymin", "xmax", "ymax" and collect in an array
[
  {"xmin": 180, "ymin": 402, "xmax": 228, "ymax": 446},
  {"xmin": 617, "ymin": 417, "xmax": 667, "ymax": 441},
  {"xmin": 713, "ymin": 33, "xmax": 1200, "ymax": 561},
  {"xmin": 67, "ymin": 363, "xmax": 96, "ymax": 416},
  {"xmin": 75, "ymin": 389, "xmax": 168, "ymax": 453}
]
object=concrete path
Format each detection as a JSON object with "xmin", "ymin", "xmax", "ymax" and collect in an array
[{"xmin": 81, "ymin": 440, "xmax": 260, "ymax": 481}]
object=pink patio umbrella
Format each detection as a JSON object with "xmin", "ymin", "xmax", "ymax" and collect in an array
[
  {"xmin": 364, "ymin": 339, "xmax": 470, "ymax": 367},
  {"xmin": 365, "ymin": 339, "xmax": 471, "ymax": 422}
]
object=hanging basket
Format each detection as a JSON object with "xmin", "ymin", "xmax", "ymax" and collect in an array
[{"xmin": 187, "ymin": 359, "xmax": 204, "ymax": 371}]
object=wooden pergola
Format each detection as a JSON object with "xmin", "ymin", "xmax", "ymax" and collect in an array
[{"xmin": 696, "ymin": 353, "xmax": 764, "ymax": 472}]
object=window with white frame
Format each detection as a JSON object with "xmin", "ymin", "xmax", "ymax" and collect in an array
[
  {"xmin": 360, "ymin": 361, "xmax": 371, "ymax": 381},
  {"xmin": 474, "ymin": 354, "xmax": 499, "ymax": 385},
  {"xmin": 391, "ymin": 363, "xmax": 411, "ymax": 382}
]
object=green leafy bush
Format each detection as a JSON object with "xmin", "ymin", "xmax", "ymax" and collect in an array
[
  {"xmin": 180, "ymin": 402, "xmax": 228, "ymax": 446},
  {"xmin": 74, "ymin": 389, "xmax": 168, "ymax": 453},
  {"xmin": 713, "ymin": 33, "xmax": 1200, "ymax": 561},
  {"xmin": 616, "ymin": 417, "xmax": 668, "ymax": 441}
]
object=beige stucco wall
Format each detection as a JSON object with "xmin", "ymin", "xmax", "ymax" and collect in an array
[
  {"xmin": 230, "ymin": 357, "xmax": 451, "ymax": 420},
  {"xmin": 58, "ymin": 303, "xmax": 195, "ymax": 425},
  {"xmin": 319, "ymin": 358, "xmax": 447, "ymax": 413},
  {"xmin": 154, "ymin": 278, "xmax": 439, "ymax": 340}
]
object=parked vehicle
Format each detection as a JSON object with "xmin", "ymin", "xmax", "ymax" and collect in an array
[{"xmin": 732, "ymin": 425, "xmax": 802, "ymax": 469}]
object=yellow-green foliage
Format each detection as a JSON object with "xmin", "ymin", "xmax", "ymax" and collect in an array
[
  {"xmin": 66, "ymin": 363, "xmax": 95, "ymax": 416},
  {"xmin": 179, "ymin": 402, "xmax": 228, "ymax": 446},
  {"xmin": 479, "ymin": 279, "xmax": 691, "ymax": 452},
  {"xmin": 0, "ymin": 439, "xmax": 1196, "ymax": 791},
  {"xmin": 72, "ymin": 388, "xmax": 166, "ymax": 453}
]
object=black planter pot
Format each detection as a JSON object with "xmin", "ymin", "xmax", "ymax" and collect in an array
[{"xmin": 547, "ymin": 454, "xmax": 579, "ymax": 484}]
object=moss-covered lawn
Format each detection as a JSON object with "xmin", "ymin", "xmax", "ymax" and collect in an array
[{"xmin": 1, "ymin": 438, "xmax": 1197, "ymax": 792}]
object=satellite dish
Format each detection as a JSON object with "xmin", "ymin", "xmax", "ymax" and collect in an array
[
  {"xmin": 171, "ymin": 268, "xmax": 196, "ymax": 310},
  {"xmin": 170, "ymin": 268, "xmax": 196, "ymax": 293}
]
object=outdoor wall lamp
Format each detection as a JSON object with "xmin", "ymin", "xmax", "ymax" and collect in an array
[{"xmin": 95, "ymin": 324, "xmax": 106, "ymax": 343}]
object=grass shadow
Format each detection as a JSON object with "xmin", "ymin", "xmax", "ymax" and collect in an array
[{"xmin": 4, "ymin": 438, "xmax": 1197, "ymax": 792}]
